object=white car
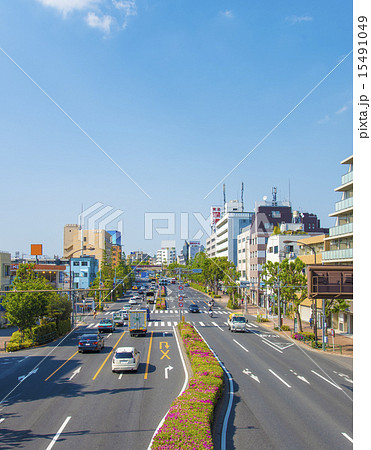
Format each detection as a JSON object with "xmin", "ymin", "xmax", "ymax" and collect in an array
[
  {"xmin": 128, "ymin": 298, "xmax": 137, "ymax": 305},
  {"xmin": 112, "ymin": 347, "xmax": 140, "ymax": 372}
]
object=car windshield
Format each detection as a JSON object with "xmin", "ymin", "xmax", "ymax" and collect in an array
[
  {"xmin": 233, "ymin": 317, "xmax": 246, "ymax": 323},
  {"xmin": 101, "ymin": 319, "xmax": 112, "ymax": 323},
  {"xmin": 115, "ymin": 352, "xmax": 134, "ymax": 359},
  {"xmin": 81, "ymin": 335, "xmax": 99, "ymax": 340}
]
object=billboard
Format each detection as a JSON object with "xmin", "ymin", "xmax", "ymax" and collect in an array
[
  {"xmin": 31, "ymin": 244, "xmax": 43, "ymax": 256},
  {"xmin": 211, "ymin": 207, "xmax": 222, "ymax": 227}
]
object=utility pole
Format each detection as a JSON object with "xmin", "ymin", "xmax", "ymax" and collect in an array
[{"xmin": 277, "ymin": 267, "xmax": 282, "ymax": 328}]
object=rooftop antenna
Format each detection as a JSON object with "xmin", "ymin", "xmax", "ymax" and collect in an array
[
  {"xmin": 241, "ymin": 182, "xmax": 244, "ymax": 211},
  {"xmin": 272, "ymin": 187, "xmax": 277, "ymax": 206},
  {"xmin": 223, "ymin": 183, "xmax": 226, "ymax": 205}
]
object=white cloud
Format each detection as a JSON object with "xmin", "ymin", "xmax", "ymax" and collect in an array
[
  {"xmin": 220, "ymin": 10, "xmax": 234, "ymax": 19},
  {"xmin": 336, "ymin": 105, "xmax": 349, "ymax": 114},
  {"xmin": 317, "ymin": 115, "xmax": 330, "ymax": 124},
  {"xmin": 286, "ymin": 15, "xmax": 313, "ymax": 24},
  {"xmin": 85, "ymin": 12, "xmax": 113, "ymax": 33},
  {"xmin": 113, "ymin": 0, "xmax": 137, "ymax": 29},
  {"xmin": 36, "ymin": 0, "xmax": 102, "ymax": 15}
]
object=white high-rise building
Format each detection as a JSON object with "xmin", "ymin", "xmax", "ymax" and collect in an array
[{"xmin": 156, "ymin": 240, "xmax": 177, "ymax": 265}]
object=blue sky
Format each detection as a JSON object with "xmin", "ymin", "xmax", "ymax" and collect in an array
[{"xmin": 0, "ymin": 0, "xmax": 354, "ymax": 257}]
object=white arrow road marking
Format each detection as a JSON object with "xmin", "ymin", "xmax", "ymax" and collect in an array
[
  {"xmin": 334, "ymin": 371, "xmax": 353, "ymax": 384},
  {"xmin": 233, "ymin": 339, "xmax": 249, "ymax": 352},
  {"xmin": 18, "ymin": 368, "xmax": 39, "ymax": 382},
  {"xmin": 243, "ymin": 368, "xmax": 260, "ymax": 383},
  {"xmin": 46, "ymin": 416, "xmax": 71, "ymax": 450},
  {"xmin": 269, "ymin": 369, "xmax": 291, "ymax": 388},
  {"xmin": 69, "ymin": 367, "xmax": 81, "ymax": 381},
  {"xmin": 165, "ymin": 365, "xmax": 173, "ymax": 379},
  {"xmin": 311, "ymin": 371, "xmax": 342, "ymax": 390},
  {"xmin": 342, "ymin": 432, "xmax": 353, "ymax": 443},
  {"xmin": 290, "ymin": 369, "xmax": 310, "ymax": 384}
]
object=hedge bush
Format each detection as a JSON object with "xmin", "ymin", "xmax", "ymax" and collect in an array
[{"xmin": 152, "ymin": 322, "xmax": 223, "ymax": 449}]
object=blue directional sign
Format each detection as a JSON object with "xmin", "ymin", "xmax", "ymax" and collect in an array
[{"xmin": 192, "ymin": 269, "xmax": 203, "ymax": 273}]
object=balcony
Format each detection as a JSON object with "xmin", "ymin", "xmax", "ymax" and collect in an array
[
  {"xmin": 335, "ymin": 197, "xmax": 353, "ymax": 212},
  {"xmin": 329, "ymin": 223, "xmax": 353, "ymax": 237},
  {"xmin": 341, "ymin": 171, "xmax": 353, "ymax": 185},
  {"xmin": 322, "ymin": 248, "xmax": 353, "ymax": 261}
]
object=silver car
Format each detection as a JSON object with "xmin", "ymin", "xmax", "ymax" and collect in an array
[{"xmin": 112, "ymin": 347, "xmax": 140, "ymax": 373}]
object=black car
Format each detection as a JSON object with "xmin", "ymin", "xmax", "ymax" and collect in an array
[
  {"xmin": 78, "ymin": 334, "xmax": 104, "ymax": 353},
  {"xmin": 188, "ymin": 304, "xmax": 199, "ymax": 313}
]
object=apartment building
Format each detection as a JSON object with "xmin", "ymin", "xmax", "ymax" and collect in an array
[
  {"xmin": 206, "ymin": 200, "xmax": 253, "ymax": 265},
  {"xmin": 322, "ymin": 154, "xmax": 353, "ymax": 334},
  {"xmin": 0, "ymin": 251, "xmax": 11, "ymax": 325},
  {"xmin": 156, "ymin": 241, "xmax": 177, "ymax": 265},
  {"xmin": 323, "ymin": 155, "xmax": 353, "ymax": 264},
  {"xmin": 63, "ymin": 224, "xmax": 112, "ymax": 269}
]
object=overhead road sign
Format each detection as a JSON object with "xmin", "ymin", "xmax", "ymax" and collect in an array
[{"xmin": 192, "ymin": 269, "xmax": 203, "ymax": 273}]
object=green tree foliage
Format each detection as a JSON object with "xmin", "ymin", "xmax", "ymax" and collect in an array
[
  {"xmin": 46, "ymin": 294, "xmax": 72, "ymax": 324},
  {"xmin": 4, "ymin": 264, "xmax": 60, "ymax": 337}
]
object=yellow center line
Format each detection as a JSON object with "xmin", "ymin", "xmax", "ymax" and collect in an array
[
  {"xmin": 44, "ymin": 351, "xmax": 78, "ymax": 382},
  {"xmin": 144, "ymin": 331, "xmax": 154, "ymax": 380},
  {"xmin": 92, "ymin": 331, "xmax": 126, "ymax": 380}
]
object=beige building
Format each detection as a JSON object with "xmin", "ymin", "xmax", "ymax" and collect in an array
[{"xmin": 63, "ymin": 224, "xmax": 112, "ymax": 269}]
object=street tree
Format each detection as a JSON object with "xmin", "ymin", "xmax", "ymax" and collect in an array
[{"xmin": 4, "ymin": 264, "xmax": 60, "ymax": 338}]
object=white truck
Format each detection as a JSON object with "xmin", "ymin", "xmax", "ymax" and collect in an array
[
  {"xmin": 227, "ymin": 313, "xmax": 248, "ymax": 332},
  {"xmin": 128, "ymin": 310, "xmax": 147, "ymax": 337}
]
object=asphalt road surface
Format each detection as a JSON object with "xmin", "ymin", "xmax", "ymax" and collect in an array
[{"xmin": 0, "ymin": 281, "xmax": 353, "ymax": 449}]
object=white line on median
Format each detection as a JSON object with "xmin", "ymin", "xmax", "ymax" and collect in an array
[
  {"xmin": 233, "ymin": 339, "xmax": 249, "ymax": 352},
  {"xmin": 46, "ymin": 416, "xmax": 71, "ymax": 450},
  {"xmin": 268, "ymin": 369, "xmax": 291, "ymax": 388},
  {"xmin": 262, "ymin": 340, "xmax": 283, "ymax": 353}
]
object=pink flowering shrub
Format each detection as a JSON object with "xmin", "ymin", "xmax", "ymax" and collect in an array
[{"xmin": 152, "ymin": 322, "xmax": 224, "ymax": 449}]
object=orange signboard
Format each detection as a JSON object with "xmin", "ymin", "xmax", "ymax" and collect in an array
[{"xmin": 31, "ymin": 244, "xmax": 43, "ymax": 256}]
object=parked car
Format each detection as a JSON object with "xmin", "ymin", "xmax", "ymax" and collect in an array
[
  {"xmin": 188, "ymin": 304, "xmax": 199, "ymax": 313},
  {"xmin": 184, "ymin": 283, "xmax": 190, "ymax": 287},
  {"xmin": 98, "ymin": 318, "xmax": 115, "ymax": 333},
  {"xmin": 78, "ymin": 333, "xmax": 104, "ymax": 353},
  {"xmin": 112, "ymin": 346, "xmax": 140, "ymax": 372}
]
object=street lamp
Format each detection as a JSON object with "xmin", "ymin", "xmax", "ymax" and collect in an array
[
  {"xmin": 68, "ymin": 247, "xmax": 95, "ymax": 326},
  {"xmin": 283, "ymin": 239, "xmax": 319, "ymax": 347}
]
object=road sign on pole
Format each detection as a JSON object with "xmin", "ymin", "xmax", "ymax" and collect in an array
[
  {"xmin": 179, "ymin": 285, "xmax": 184, "ymax": 290},
  {"xmin": 192, "ymin": 269, "xmax": 203, "ymax": 273},
  {"xmin": 178, "ymin": 295, "xmax": 184, "ymax": 301},
  {"xmin": 178, "ymin": 302, "xmax": 183, "ymax": 308}
]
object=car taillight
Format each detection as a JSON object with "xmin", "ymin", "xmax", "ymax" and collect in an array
[
  {"xmin": 79, "ymin": 342, "xmax": 82, "ymax": 345},
  {"xmin": 93, "ymin": 342, "xmax": 98, "ymax": 345}
]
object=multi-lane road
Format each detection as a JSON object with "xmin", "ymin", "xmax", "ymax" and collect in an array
[{"xmin": 0, "ymin": 282, "xmax": 353, "ymax": 449}]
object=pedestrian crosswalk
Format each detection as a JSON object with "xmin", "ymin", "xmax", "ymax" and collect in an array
[
  {"xmin": 85, "ymin": 320, "xmax": 259, "ymax": 330},
  {"xmin": 152, "ymin": 309, "xmax": 229, "ymax": 315}
]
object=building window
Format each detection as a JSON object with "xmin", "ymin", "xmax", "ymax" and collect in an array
[
  {"xmin": 272, "ymin": 211, "xmax": 281, "ymax": 218},
  {"xmin": 73, "ymin": 261, "xmax": 80, "ymax": 266},
  {"xmin": 81, "ymin": 262, "xmax": 88, "ymax": 266},
  {"xmin": 3, "ymin": 265, "xmax": 10, "ymax": 277},
  {"xmin": 274, "ymin": 246, "xmax": 278, "ymax": 254},
  {"xmin": 268, "ymin": 247, "xmax": 273, "ymax": 253}
]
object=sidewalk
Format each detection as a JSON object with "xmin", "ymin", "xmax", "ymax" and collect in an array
[{"xmin": 211, "ymin": 293, "xmax": 353, "ymax": 358}]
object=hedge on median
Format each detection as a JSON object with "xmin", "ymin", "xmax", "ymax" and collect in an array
[{"xmin": 152, "ymin": 322, "xmax": 224, "ymax": 449}]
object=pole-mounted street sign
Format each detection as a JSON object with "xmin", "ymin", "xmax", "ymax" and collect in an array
[
  {"xmin": 179, "ymin": 285, "xmax": 184, "ymax": 290},
  {"xmin": 192, "ymin": 269, "xmax": 203, "ymax": 273}
]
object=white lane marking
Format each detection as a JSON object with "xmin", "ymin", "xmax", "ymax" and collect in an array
[
  {"xmin": 148, "ymin": 322, "xmax": 152, "ymax": 327},
  {"xmin": 289, "ymin": 369, "xmax": 310, "ymax": 384},
  {"xmin": 250, "ymin": 323, "xmax": 258, "ymax": 328},
  {"xmin": 262, "ymin": 340, "xmax": 283, "ymax": 353},
  {"xmin": 212, "ymin": 322, "xmax": 224, "ymax": 332},
  {"xmin": 199, "ymin": 322, "xmax": 205, "ymax": 327},
  {"xmin": 311, "ymin": 371, "xmax": 342, "ymax": 390},
  {"xmin": 161, "ymin": 322, "xmax": 165, "ymax": 326},
  {"xmin": 154, "ymin": 322, "xmax": 158, "ymax": 327},
  {"xmin": 93, "ymin": 324, "xmax": 99, "ymax": 328},
  {"xmin": 233, "ymin": 339, "xmax": 249, "ymax": 353},
  {"xmin": 173, "ymin": 321, "xmax": 178, "ymax": 326},
  {"xmin": 107, "ymin": 333, "xmax": 112, "ymax": 338},
  {"xmin": 165, "ymin": 310, "xmax": 169, "ymax": 314},
  {"xmin": 105, "ymin": 311, "xmax": 110, "ymax": 315},
  {"xmin": 174, "ymin": 310, "xmax": 178, "ymax": 313},
  {"xmin": 342, "ymin": 432, "xmax": 353, "ymax": 443},
  {"xmin": 167, "ymin": 322, "xmax": 171, "ymax": 326},
  {"xmin": 46, "ymin": 416, "xmax": 71, "ymax": 450},
  {"xmin": 0, "ymin": 418, "xmax": 4, "ymax": 423},
  {"xmin": 224, "ymin": 322, "xmax": 228, "ymax": 326},
  {"xmin": 87, "ymin": 323, "xmax": 94, "ymax": 329},
  {"xmin": 269, "ymin": 369, "xmax": 291, "ymax": 388},
  {"xmin": 246, "ymin": 323, "xmax": 252, "ymax": 328},
  {"xmin": 160, "ymin": 310, "xmax": 163, "ymax": 314},
  {"xmin": 118, "ymin": 374, "xmax": 123, "ymax": 380}
]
